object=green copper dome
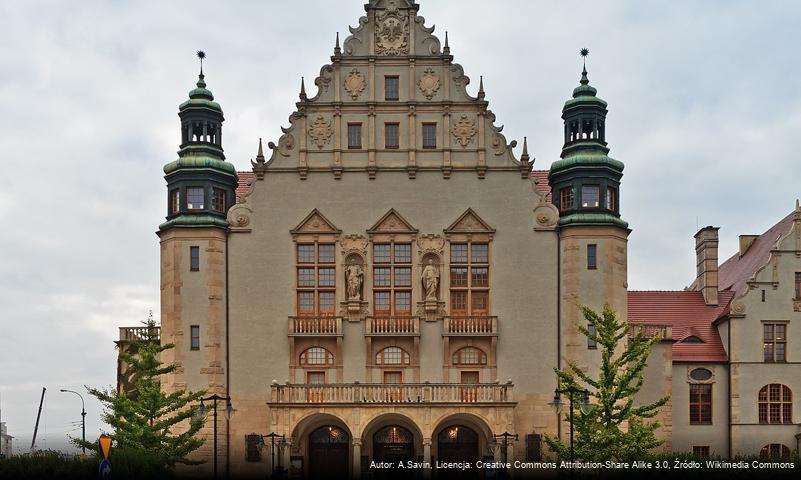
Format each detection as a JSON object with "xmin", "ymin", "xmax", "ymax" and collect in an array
[
  {"xmin": 179, "ymin": 73, "xmax": 222, "ymax": 112},
  {"xmin": 564, "ymin": 67, "xmax": 607, "ymax": 109}
]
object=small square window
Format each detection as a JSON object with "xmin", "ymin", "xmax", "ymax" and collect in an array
[
  {"xmin": 471, "ymin": 244, "xmax": 488, "ymax": 263},
  {"xmin": 385, "ymin": 76, "xmax": 399, "ymax": 101},
  {"xmin": 297, "ymin": 268, "xmax": 315, "ymax": 287},
  {"xmin": 169, "ymin": 189, "xmax": 180, "ymax": 214},
  {"xmin": 297, "ymin": 244, "xmax": 315, "ymax": 263},
  {"xmin": 394, "ymin": 243, "xmax": 411, "ymax": 264},
  {"xmin": 587, "ymin": 244, "xmax": 597, "ymax": 270},
  {"xmin": 212, "ymin": 187, "xmax": 226, "ymax": 213},
  {"xmin": 587, "ymin": 323, "xmax": 597, "ymax": 349},
  {"xmin": 374, "ymin": 244, "xmax": 391, "ymax": 263},
  {"xmin": 692, "ymin": 446, "xmax": 710, "ymax": 458},
  {"xmin": 186, "ymin": 187, "xmax": 205, "ymax": 210},
  {"xmin": 318, "ymin": 244, "xmax": 335, "ymax": 264},
  {"xmin": 451, "ymin": 243, "xmax": 468, "ymax": 264},
  {"xmin": 385, "ymin": 123, "xmax": 399, "ymax": 149},
  {"xmin": 581, "ymin": 185, "xmax": 600, "ymax": 208},
  {"xmin": 422, "ymin": 123, "xmax": 437, "ymax": 148},
  {"xmin": 348, "ymin": 123, "xmax": 362, "ymax": 149},
  {"xmin": 190, "ymin": 325, "xmax": 200, "ymax": 350},
  {"xmin": 190, "ymin": 246, "xmax": 200, "ymax": 271},
  {"xmin": 559, "ymin": 188, "xmax": 574, "ymax": 211}
]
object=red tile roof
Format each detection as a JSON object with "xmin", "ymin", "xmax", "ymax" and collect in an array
[
  {"xmin": 628, "ymin": 290, "xmax": 735, "ymax": 363},
  {"xmin": 718, "ymin": 212, "xmax": 794, "ymax": 295},
  {"xmin": 530, "ymin": 170, "xmax": 552, "ymax": 202},
  {"xmin": 236, "ymin": 171, "xmax": 255, "ymax": 202}
]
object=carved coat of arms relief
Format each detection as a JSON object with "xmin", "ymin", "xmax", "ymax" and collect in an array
[
  {"xmin": 418, "ymin": 68, "xmax": 440, "ymax": 100},
  {"xmin": 308, "ymin": 115, "xmax": 334, "ymax": 149},
  {"xmin": 375, "ymin": 1, "xmax": 409, "ymax": 56},
  {"xmin": 344, "ymin": 68, "xmax": 366, "ymax": 100},
  {"xmin": 452, "ymin": 114, "xmax": 477, "ymax": 148}
]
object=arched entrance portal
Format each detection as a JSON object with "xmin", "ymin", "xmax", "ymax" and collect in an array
[
  {"xmin": 373, "ymin": 425, "xmax": 414, "ymax": 462},
  {"xmin": 308, "ymin": 425, "xmax": 349, "ymax": 479},
  {"xmin": 437, "ymin": 425, "xmax": 479, "ymax": 480}
]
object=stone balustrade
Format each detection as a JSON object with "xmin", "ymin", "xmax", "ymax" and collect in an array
[
  {"xmin": 365, "ymin": 315, "xmax": 420, "ymax": 335},
  {"xmin": 288, "ymin": 316, "xmax": 343, "ymax": 336},
  {"xmin": 443, "ymin": 315, "xmax": 498, "ymax": 335},
  {"xmin": 118, "ymin": 326, "xmax": 160, "ymax": 342}
]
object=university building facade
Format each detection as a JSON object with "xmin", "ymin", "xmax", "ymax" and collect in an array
[{"xmin": 115, "ymin": 1, "xmax": 800, "ymax": 477}]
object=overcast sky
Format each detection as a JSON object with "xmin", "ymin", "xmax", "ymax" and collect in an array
[{"xmin": 1, "ymin": 0, "xmax": 799, "ymax": 454}]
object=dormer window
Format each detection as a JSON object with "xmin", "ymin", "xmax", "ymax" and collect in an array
[
  {"xmin": 683, "ymin": 336, "xmax": 704, "ymax": 344},
  {"xmin": 186, "ymin": 187, "xmax": 205, "ymax": 210},
  {"xmin": 580, "ymin": 185, "xmax": 599, "ymax": 208}
]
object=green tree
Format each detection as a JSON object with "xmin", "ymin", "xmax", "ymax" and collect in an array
[
  {"xmin": 545, "ymin": 304, "xmax": 669, "ymax": 462},
  {"xmin": 75, "ymin": 312, "xmax": 206, "ymax": 467}
]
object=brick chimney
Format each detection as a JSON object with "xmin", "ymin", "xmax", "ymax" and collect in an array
[{"xmin": 694, "ymin": 226, "xmax": 719, "ymax": 306}]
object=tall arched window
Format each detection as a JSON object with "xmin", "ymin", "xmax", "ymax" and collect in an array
[
  {"xmin": 758, "ymin": 384, "xmax": 792, "ymax": 424},
  {"xmin": 300, "ymin": 347, "xmax": 334, "ymax": 366},
  {"xmin": 452, "ymin": 347, "xmax": 487, "ymax": 365},
  {"xmin": 760, "ymin": 444, "xmax": 790, "ymax": 458},
  {"xmin": 376, "ymin": 346, "xmax": 410, "ymax": 365}
]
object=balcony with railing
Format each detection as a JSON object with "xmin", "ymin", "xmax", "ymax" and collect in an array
[
  {"xmin": 268, "ymin": 381, "xmax": 514, "ymax": 405},
  {"xmin": 288, "ymin": 316, "xmax": 343, "ymax": 336},
  {"xmin": 443, "ymin": 316, "xmax": 497, "ymax": 336},
  {"xmin": 118, "ymin": 326, "xmax": 160, "ymax": 343},
  {"xmin": 365, "ymin": 316, "xmax": 420, "ymax": 336},
  {"xmin": 629, "ymin": 323, "xmax": 672, "ymax": 341}
]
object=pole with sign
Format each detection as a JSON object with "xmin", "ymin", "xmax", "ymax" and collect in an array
[{"xmin": 98, "ymin": 434, "xmax": 112, "ymax": 479}]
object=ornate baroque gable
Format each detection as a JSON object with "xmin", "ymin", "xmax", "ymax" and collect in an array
[
  {"xmin": 290, "ymin": 209, "xmax": 342, "ymax": 235},
  {"xmin": 251, "ymin": 0, "xmax": 533, "ymax": 180}
]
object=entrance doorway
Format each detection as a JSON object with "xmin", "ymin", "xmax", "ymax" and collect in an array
[
  {"xmin": 373, "ymin": 425, "xmax": 415, "ymax": 479},
  {"xmin": 437, "ymin": 425, "xmax": 479, "ymax": 480},
  {"xmin": 308, "ymin": 425, "xmax": 349, "ymax": 479}
]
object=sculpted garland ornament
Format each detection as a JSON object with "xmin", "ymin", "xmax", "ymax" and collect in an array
[
  {"xmin": 344, "ymin": 68, "xmax": 366, "ymax": 100},
  {"xmin": 418, "ymin": 68, "xmax": 440, "ymax": 100},
  {"xmin": 308, "ymin": 115, "xmax": 334, "ymax": 149},
  {"xmin": 452, "ymin": 114, "xmax": 477, "ymax": 148},
  {"xmin": 375, "ymin": 1, "xmax": 409, "ymax": 56}
]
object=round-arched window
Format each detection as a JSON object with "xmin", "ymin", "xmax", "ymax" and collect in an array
[
  {"xmin": 452, "ymin": 347, "xmax": 487, "ymax": 365},
  {"xmin": 758, "ymin": 384, "xmax": 792, "ymax": 424},
  {"xmin": 376, "ymin": 346, "xmax": 410, "ymax": 365},
  {"xmin": 689, "ymin": 368, "xmax": 712, "ymax": 381},
  {"xmin": 760, "ymin": 443, "xmax": 790, "ymax": 458},
  {"xmin": 300, "ymin": 346, "xmax": 334, "ymax": 366}
]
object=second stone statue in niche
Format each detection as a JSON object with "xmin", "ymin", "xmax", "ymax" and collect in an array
[
  {"xmin": 346, "ymin": 263, "xmax": 364, "ymax": 301},
  {"xmin": 421, "ymin": 258, "xmax": 440, "ymax": 301}
]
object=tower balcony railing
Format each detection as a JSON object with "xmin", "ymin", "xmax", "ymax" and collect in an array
[
  {"xmin": 118, "ymin": 326, "xmax": 160, "ymax": 342},
  {"xmin": 268, "ymin": 381, "xmax": 514, "ymax": 405},
  {"xmin": 365, "ymin": 315, "xmax": 420, "ymax": 336},
  {"xmin": 629, "ymin": 323, "xmax": 672, "ymax": 341},
  {"xmin": 443, "ymin": 315, "xmax": 498, "ymax": 336},
  {"xmin": 288, "ymin": 316, "xmax": 343, "ymax": 336}
]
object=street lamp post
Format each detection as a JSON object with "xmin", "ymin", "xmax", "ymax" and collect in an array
[
  {"xmin": 254, "ymin": 432, "xmax": 287, "ymax": 479},
  {"xmin": 491, "ymin": 431, "xmax": 518, "ymax": 480},
  {"xmin": 549, "ymin": 386, "xmax": 590, "ymax": 470},
  {"xmin": 196, "ymin": 394, "xmax": 233, "ymax": 480},
  {"xmin": 59, "ymin": 389, "xmax": 86, "ymax": 455}
]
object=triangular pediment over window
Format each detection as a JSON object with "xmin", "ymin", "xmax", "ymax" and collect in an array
[
  {"xmin": 291, "ymin": 209, "xmax": 341, "ymax": 234},
  {"xmin": 445, "ymin": 208, "xmax": 495, "ymax": 234},
  {"xmin": 367, "ymin": 209, "xmax": 418, "ymax": 234}
]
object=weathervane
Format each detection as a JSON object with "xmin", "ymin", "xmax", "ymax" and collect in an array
[
  {"xmin": 197, "ymin": 50, "xmax": 206, "ymax": 75},
  {"xmin": 580, "ymin": 48, "xmax": 589, "ymax": 69}
]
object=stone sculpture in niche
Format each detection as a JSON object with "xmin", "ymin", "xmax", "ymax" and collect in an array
[
  {"xmin": 308, "ymin": 115, "xmax": 333, "ymax": 149},
  {"xmin": 345, "ymin": 263, "xmax": 364, "ymax": 301},
  {"xmin": 421, "ymin": 258, "xmax": 440, "ymax": 301}
]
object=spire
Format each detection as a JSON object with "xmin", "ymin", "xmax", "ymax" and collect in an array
[
  {"xmin": 443, "ymin": 31, "xmax": 450, "ymax": 55},
  {"xmin": 478, "ymin": 75, "xmax": 485, "ymax": 100},
  {"xmin": 256, "ymin": 137, "xmax": 265, "ymax": 161},
  {"xmin": 196, "ymin": 50, "xmax": 207, "ymax": 88},
  {"xmin": 334, "ymin": 32, "xmax": 341, "ymax": 55},
  {"xmin": 521, "ymin": 136, "xmax": 530, "ymax": 162},
  {"xmin": 299, "ymin": 76, "xmax": 307, "ymax": 100}
]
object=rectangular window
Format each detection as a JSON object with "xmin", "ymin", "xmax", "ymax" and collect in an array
[
  {"xmin": 347, "ymin": 123, "xmax": 362, "ymax": 149},
  {"xmin": 692, "ymin": 446, "xmax": 710, "ymax": 458},
  {"xmin": 795, "ymin": 272, "xmax": 801, "ymax": 299},
  {"xmin": 211, "ymin": 187, "xmax": 226, "ymax": 213},
  {"xmin": 394, "ymin": 267, "xmax": 411, "ymax": 287},
  {"xmin": 319, "ymin": 291, "xmax": 335, "ymax": 314},
  {"xmin": 394, "ymin": 243, "xmax": 411, "ymax": 263},
  {"xmin": 385, "ymin": 123, "xmax": 399, "ymax": 149},
  {"xmin": 450, "ymin": 267, "xmax": 468, "ymax": 287},
  {"xmin": 297, "ymin": 268, "xmax": 315, "ymax": 287},
  {"xmin": 450, "ymin": 291, "xmax": 467, "ymax": 313},
  {"xmin": 559, "ymin": 188, "xmax": 574, "ymax": 211},
  {"xmin": 190, "ymin": 325, "xmax": 200, "ymax": 350},
  {"xmin": 526, "ymin": 434, "xmax": 542, "ymax": 462},
  {"xmin": 471, "ymin": 244, "xmax": 488, "ymax": 263},
  {"xmin": 186, "ymin": 187, "xmax": 205, "ymax": 209},
  {"xmin": 374, "ymin": 291, "xmax": 391, "ymax": 314},
  {"xmin": 587, "ymin": 244, "xmax": 597, "ymax": 270},
  {"xmin": 689, "ymin": 383, "xmax": 712, "ymax": 424},
  {"xmin": 384, "ymin": 371, "xmax": 402, "ymax": 384},
  {"xmin": 318, "ymin": 268, "xmax": 336, "ymax": 287},
  {"xmin": 318, "ymin": 244, "xmax": 335, "ymax": 264},
  {"xmin": 169, "ymin": 189, "xmax": 180, "ymax": 214},
  {"xmin": 451, "ymin": 243, "xmax": 468, "ymax": 263},
  {"xmin": 422, "ymin": 123, "xmax": 437, "ymax": 148},
  {"xmin": 374, "ymin": 267, "xmax": 391, "ymax": 287},
  {"xmin": 374, "ymin": 244, "xmax": 391, "ymax": 263},
  {"xmin": 190, "ymin": 246, "xmax": 200, "ymax": 271},
  {"xmin": 449, "ymin": 242, "xmax": 490, "ymax": 315},
  {"xmin": 471, "ymin": 267, "xmax": 488, "ymax": 287},
  {"xmin": 606, "ymin": 187, "xmax": 617, "ymax": 211},
  {"xmin": 307, "ymin": 372, "xmax": 325, "ymax": 384},
  {"xmin": 395, "ymin": 291, "xmax": 411, "ymax": 313},
  {"xmin": 296, "ymin": 241, "xmax": 337, "ymax": 316},
  {"xmin": 763, "ymin": 323, "xmax": 787, "ymax": 362},
  {"xmin": 581, "ymin": 185, "xmax": 600, "ymax": 208},
  {"xmin": 373, "ymin": 242, "xmax": 411, "ymax": 315},
  {"xmin": 298, "ymin": 292, "xmax": 315, "ymax": 315},
  {"xmin": 461, "ymin": 371, "xmax": 479, "ymax": 384},
  {"xmin": 587, "ymin": 323, "xmax": 597, "ymax": 349},
  {"xmin": 385, "ymin": 76, "xmax": 399, "ymax": 101},
  {"xmin": 245, "ymin": 434, "xmax": 262, "ymax": 462},
  {"xmin": 297, "ymin": 244, "xmax": 315, "ymax": 263}
]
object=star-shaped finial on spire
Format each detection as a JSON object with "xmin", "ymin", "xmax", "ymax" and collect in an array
[
  {"xmin": 197, "ymin": 50, "xmax": 206, "ymax": 75},
  {"xmin": 579, "ymin": 48, "xmax": 590, "ymax": 85}
]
